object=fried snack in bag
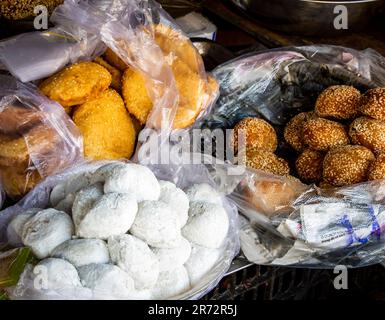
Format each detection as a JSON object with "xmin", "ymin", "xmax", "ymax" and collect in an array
[{"xmin": 0, "ymin": 75, "xmax": 82, "ymax": 199}]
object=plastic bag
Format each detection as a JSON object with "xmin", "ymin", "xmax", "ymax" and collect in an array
[
  {"xmin": 40, "ymin": 0, "xmax": 218, "ymax": 132},
  {"xmin": 195, "ymin": 45, "xmax": 385, "ymax": 268},
  {"xmin": 0, "ymin": 160, "xmax": 239, "ymax": 300},
  {"xmin": 0, "ymin": 8, "xmax": 105, "ymax": 82},
  {"xmin": 0, "ymin": 75, "xmax": 83, "ymax": 199}
]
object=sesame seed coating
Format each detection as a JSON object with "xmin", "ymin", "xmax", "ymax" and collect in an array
[
  {"xmin": 315, "ymin": 85, "xmax": 361, "ymax": 120},
  {"xmin": 368, "ymin": 153, "xmax": 385, "ymax": 181},
  {"xmin": 233, "ymin": 117, "xmax": 277, "ymax": 153},
  {"xmin": 284, "ymin": 112, "xmax": 313, "ymax": 152},
  {"xmin": 323, "ymin": 145, "xmax": 375, "ymax": 187},
  {"xmin": 295, "ymin": 149, "xmax": 324, "ymax": 184},
  {"xmin": 349, "ymin": 117, "xmax": 385, "ymax": 154},
  {"xmin": 359, "ymin": 87, "xmax": 385, "ymax": 120},
  {"xmin": 0, "ymin": 0, "xmax": 63, "ymax": 20},
  {"xmin": 245, "ymin": 148, "xmax": 290, "ymax": 176},
  {"xmin": 303, "ymin": 117, "xmax": 349, "ymax": 151}
]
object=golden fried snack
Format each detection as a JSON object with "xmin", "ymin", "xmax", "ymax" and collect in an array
[
  {"xmin": 154, "ymin": 24, "xmax": 203, "ymax": 74},
  {"xmin": 243, "ymin": 176, "xmax": 308, "ymax": 216},
  {"xmin": 323, "ymin": 145, "xmax": 375, "ymax": 186},
  {"xmin": 122, "ymin": 67, "xmax": 152, "ymax": 124},
  {"xmin": 284, "ymin": 112, "xmax": 313, "ymax": 152},
  {"xmin": 0, "ymin": 166, "xmax": 41, "ymax": 199},
  {"xmin": 233, "ymin": 118, "xmax": 277, "ymax": 153},
  {"xmin": 303, "ymin": 117, "xmax": 349, "ymax": 151},
  {"xmin": 0, "ymin": 102, "xmax": 43, "ymax": 135},
  {"xmin": 368, "ymin": 153, "xmax": 385, "ymax": 181},
  {"xmin": 73, "ymin": 89, "xmax": 136, "ymax": 160},
  {"xmin": 122, "ymin": 58, "xmax": 211, "ymax": 129},
  {"xmin": 104, "ymin": 48, "xmax": 128, "ymax": 71},
  {"xmin": 349, "ymin": 117, "xmax": 385, "ymax": 154},
  {"xmin": 295, "ymin": 149, "xmax": 324, "ymax": 184},
  {"xmin": 359, "ymin": 88, "xmax": 385, "ymax": 120},
  {"xmin": 0, "ymin": 125, "xmax": 61, "ymax": 167},
  {"xmin": 94, "ymin": 56, "xmax": 122, "ymax": 91},
  {"xmin": 245, "ymin": 148, "xmax": 290, "ymax": 176},
  {"xmin": 315, "ymin": 85, "xmax": 361, "ymax": 120},
  {"xmin": 39, "ymin": 62, "xmax": 112, "ymax": 107}
]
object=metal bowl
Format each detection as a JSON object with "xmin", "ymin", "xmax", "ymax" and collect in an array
[{"xmin": 230, "ymin": 0, "xmax": 385, "ymax": 36}]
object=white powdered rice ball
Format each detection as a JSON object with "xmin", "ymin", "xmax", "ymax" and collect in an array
[
  {"xmin": 72, "ymin": 183, "xmax": 104, "ymax": 228},
  {"xmin": 52, "ymin": 239, "xmax": 110, "ymax": 267},
  {"xmin": 22, "ymin": 209, "xmax": 74, "ymax": 259},
  {"xmin": 185, "ymin": 183, "xmax": 223, "ymax": 205},
  {"xmin": 76, "ymin": 193, "xmax": 138, "ymax": 239},
  {"xmin": 6, "ymin": 208, "xmax": 42, "ymax": 246},
  {"xmin": 103, "ymin": 164, "xmax": 160, "ymax": 202},
  {"xmin": 108, "ymin": 234, "xmax": 159, "ymax": 290},
  {"xmin": 131, "ymin": 201, "xmax": 181, "ymax": 248},
  {"xmin": 158, "ymin": 180, "xmax": 189, "ymax": 227},
  {"xmin": 182, "ymin": 201, "xmax": 229, "ymax": 249},
  {"xmin": 152, "ymin": 237, "xmax": 191, "ymax": 272},
  {"xmin": 33, "ymin": 258, "xmax": 82, "ymax": 290},
  {"xmin": 151, "ymin": 266, "xmax": 190, "ymax": 300},
  {"xmin": 184, "ymin": 244, "xmax": 222, "ymax": 286},
  {"xmin": 78, "ymin": 263, "xmax": 135, "ymax": 299}
]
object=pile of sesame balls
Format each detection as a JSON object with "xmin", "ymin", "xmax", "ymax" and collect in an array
[{"xmin": 233, "ymin": 86, "xmax": 385, "ymax": 188}]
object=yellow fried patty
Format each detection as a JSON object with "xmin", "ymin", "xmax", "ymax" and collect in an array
[
  {"xmin": 39, "ymin": 61, "xmax": 112, "ymax": 107},
  {"xmin": 73, "ymin": 89, "xmax": 136, "ymax": 160}
]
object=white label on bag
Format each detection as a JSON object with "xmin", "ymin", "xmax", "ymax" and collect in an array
[{"xmin": 301, "ymin": 203, "xmax": 385, "ymax": 250}]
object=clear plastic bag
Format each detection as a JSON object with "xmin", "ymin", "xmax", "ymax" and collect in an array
[
  {"xmin": 195, "ymin": 45, "xmax": 385, "ymax": 268},
  {"xmin": 0, "ymin": 75, "xmax": 83, "ymax": 199},
  {"xmin": 0, "ymin": 8, "xmax": 105, "ymax": 83},
  {"xmin": 0, "ymin": 160, "xmax": 239, "ymax": 300},
  {"xmin": 40, "ymin": 0, "xmax": 218, "ymax": 132}
]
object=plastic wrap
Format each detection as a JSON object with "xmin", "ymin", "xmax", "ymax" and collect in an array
[
  {"xmin": 195, "ymin": 45, "xmax": 385, "ymax": 268},
  {"xmin": 40, "ymin": 0, "xmax": 218, "ymax": 132},
  {"xmin": 0, "ymin": 75, "xmax": 83, "ymax": 199},
  {"xmin": 0, "ymin": 11, "xmax": 105, "ymax": 82},
  {"xmin": 0, "ymin": 160, "xmax": 239, "ymax": 300}
]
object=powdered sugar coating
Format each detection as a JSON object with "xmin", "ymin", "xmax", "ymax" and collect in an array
[
  {"xmin": 52, "ymin": 239, "xmax": 110, "ymax": 267},
  {"xmin": 76, "ymin": 193, "xmax": 138, "ymax": 239},
  {"xmin": 152, "ymin": 237, "xmax": 191, "ymax": 272},
  {"xmin": 78, "ymin": 263, "xmax": 135, "ymax": 299},
  {"xmin": 108, "ymin": 234, "xmax": 159, "ymax": 290},
  {"xmin": 22, "ymin": 209, "xmax": 74, "ymax": 259},
  {"xmin": 131, "ymin": 201, "xmax": 182, "ymax": 248},
  {"xmin": 182, "ymin": 201, "xmax": 229, "ymax": 249},
  {"xmin": 184, "ymin": 244, "xmax": 221, "ymax": 286},
  {"xmin": 6, "ymin": 208, "xmax": 41, "ymax": 246},
  {"xmin": 185, "ymin": 183, "xmax": 222, "ymax": 205},
  {"xmin": 151, "ymin": 266, "xmax": 190, "ymax": 299},
  {"xmin": 158, "ymin": 180, "xmax": 189, "ymax": 227},
  {"xmin": 104, "ymin": 163, "xmax": 160, "ymax": 202}
]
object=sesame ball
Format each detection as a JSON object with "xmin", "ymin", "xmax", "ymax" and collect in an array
[
  {"xmin": 323, "ymin": 145, "xmax": 375, "ymax": 187},
  {"xmin": 315, "ymin": 85, "xmax": 361, "ymax": 120},
  {"xmin": 245, "ymin": 148, "xmax": 290, "ymax": 176},
  {"xmin": 303, "ymin": 117, "xmax": 349, "ymax": 152},
  {"xmin": 359, "ymin": 88, "xmax": 385, "ymax": 120},
  {"xmin": 232, "ymin": 118, "xmax": 277, "ymax": 153},
  {"xmin": 368, "ymin": 153, "xmax": 385, "ymax": 181},
  {"xmin": 349, "ymin": 117, "xmax": 385, "ymax": 154},
  {"xmin": 284, "ymin": 112, "xmax": 314, "ymax": 152},
  {"xmin": 295, "ymin": 149, "xmax": 324, "ymax": 184},
  {"xmin": 318, "ymin": 181, "xmax": 334, "ymax": 189}
]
